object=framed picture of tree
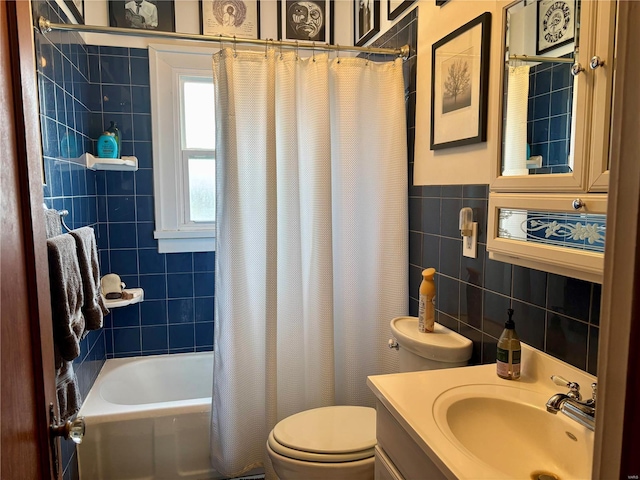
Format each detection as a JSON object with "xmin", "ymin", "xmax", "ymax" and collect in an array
[{"xmin": 430, "ymin": 12, "xmax": 491, "ymax": 150}]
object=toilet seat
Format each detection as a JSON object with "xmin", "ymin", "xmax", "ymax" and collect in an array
[{"xmin": 269, "ymin": 406, "xmax": 376, "ymax": 463}]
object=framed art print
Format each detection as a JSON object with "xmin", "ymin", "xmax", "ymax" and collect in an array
[
  {"xmin": 109, "ymin": 0, "xmax": 176, "ymax": 33},
  {"xmin": 430, "ymin": 12, "xmax": 491, "ymax": 150},
  {"xmin": 354, "ymin": 0, "xmax": 379, "ymax": 46},
  {"xmin": 64, "ymin": 0, "xmax": 85, "ymax": 24},
  {"xmin": 277, "ymin": 0, "xmax": 334, "ymax": 44},
  {"xmin": 387, "ymin": 0, "xmax": 414, "ymax": 21},
  {"xmin": 536, "ymin": 0, "xmax": 575, "ymax": 55},
  {"xmin": 200, "ymin": 0, "xmax": 260, "ymax": 39}
]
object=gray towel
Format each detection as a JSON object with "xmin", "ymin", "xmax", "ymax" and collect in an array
[
  {"xmin": 47, "ymin": 234, "xmax": 85, "ymax": 361},
  {"xmin": 44, "ymin": 208, "xmax": 62, "ymax": 239},
  {"xmin": 70, "ymin": 227, "xmax": 108, "ymax": 331},
  {"xmin": 55, "ymin": 357, "xmax": 81, "ymax": 421},
  {"xmin": 47, "ymin": 233, "xmax": 85, "ymax": 422}
]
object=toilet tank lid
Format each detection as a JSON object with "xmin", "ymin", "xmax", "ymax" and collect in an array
[
  {"xmin": 390, "ymin": 316, "xmax": 473, "ymax": 363},
  {"xmin": 273, "ymin": 406, "xmax": 376, "ymax": 455}
]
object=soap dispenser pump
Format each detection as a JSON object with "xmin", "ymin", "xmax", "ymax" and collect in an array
[{"xmin": 497, "ymin": 308, "xmax": 521, "ymax": 380}]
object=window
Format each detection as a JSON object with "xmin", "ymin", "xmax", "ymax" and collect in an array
[
  {"xmin": 180, "ymin": 76, "xmax": 216, "ymax": 224},
  {"xmin": 149, "ymin": 45, "xmax": 217, "ymax": 253}
]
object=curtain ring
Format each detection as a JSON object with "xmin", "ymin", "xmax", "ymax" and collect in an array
[
  {"xmin": 295, "ymin": 40, "xmax": 299, "ymax": 61},
  {"xmin": 312, "ymin": 41, "xmax": 316, "ymax": 62},
  {"xmin": 336, "ymin": 44, "xmax": 340, "ymax": 64},
  {"xmin": 233, "ymin": 35, "xmax": 237, "ymax": 58},
  {"xmin": 265, "ymin": 38, "xmax": 269, "ymax": 58},
  {"xmin": 279, "ymin": 40, "xmax": 283, "ymax": 60},
  {"xmin": 218, "ymin": 34, "xmax": 223, "ymax": 56},
  {"xmin": 366, "ymin": 47, "xmax": 371, "ymax": 66}
]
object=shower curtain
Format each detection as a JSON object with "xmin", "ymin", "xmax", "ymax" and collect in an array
[{"xmin": 210, "ymin": 48, "xmax": 408, "ymax": 477}]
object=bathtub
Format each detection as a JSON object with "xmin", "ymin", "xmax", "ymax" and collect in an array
[{"xmin": 77, "ymin": 352, "xmax": 221, "ymax": 480}]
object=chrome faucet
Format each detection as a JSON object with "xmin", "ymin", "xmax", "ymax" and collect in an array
[{"xmin": 546, "ymin": 375, "xmax": 596, "ymax": 431}]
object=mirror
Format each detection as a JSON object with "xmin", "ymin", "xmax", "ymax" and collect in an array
[{"xmin": 501, "ymin": 0, "xmax": 579, "ymax": 176}]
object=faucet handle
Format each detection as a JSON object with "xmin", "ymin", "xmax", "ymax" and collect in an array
[{"xmin": 550, "ymin": 375, "xmax": 582, "ymax": 400}]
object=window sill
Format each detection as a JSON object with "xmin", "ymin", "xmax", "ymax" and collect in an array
[{"xmin": 154, "ymin": 230, "xmax": 215, "ymax": 253}]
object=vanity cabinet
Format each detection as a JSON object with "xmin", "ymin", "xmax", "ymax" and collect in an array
[
  {"xmin": 487, "ymin": 0, "xmax": 619, "ymax": 282},
  {"xmin": 374, "ymin": 401, "xmax": 447, "ymax": 480}
]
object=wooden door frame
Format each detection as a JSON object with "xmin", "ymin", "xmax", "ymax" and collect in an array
[
  {"xmin": 593, "ymin": 1, "xmax": 640, "ymax": 478},
  {"xmin": 1, "ymin": 0, "xmax": 58, "ymax": 478}
]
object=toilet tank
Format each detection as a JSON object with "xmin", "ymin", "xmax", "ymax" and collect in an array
[{"xmin": 390, "ymin": 316, "xmax": 473, "ymax": 372}]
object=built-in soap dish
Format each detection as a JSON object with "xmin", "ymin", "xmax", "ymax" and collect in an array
[
  {"xmin": 102, "ymin": 288, "xmax": 144, "ymax": 308},
  {"xmin": 83, "ymin": 153, "xmax": 138, "ymax": 171}
]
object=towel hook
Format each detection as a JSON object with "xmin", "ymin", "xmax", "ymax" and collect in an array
[
  {"xmin": 233, "ymin": 35, "xmax": 237, "ymax": 57},
  {"xmin": 58, "ymin": 209, "xmax": 72, "ymax": 232}
]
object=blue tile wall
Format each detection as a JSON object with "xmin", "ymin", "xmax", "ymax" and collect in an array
[
  {"xmin": 34, "ymin": 2, "xmax": 212, "ymax": 476},
  {"xmin": 408, "ymin": 184, "xmax": 600, "ymax": 375},
  {"xmin": 368, "ymin": 8, "xmax": 599, "ymax": 376},
  {"xmin": 527, "ymin": 60, "xmax": 574, "ymax": 173},
  {"xmin": 33, "ymin": 1, "xmax": 105, "ymax": 479},
  {"xmin": 88, "ymin": 47, "xmax": 215, "ymax": 358}
]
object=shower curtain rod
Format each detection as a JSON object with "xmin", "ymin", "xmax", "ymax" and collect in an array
[
  {"xmin": 509, "ymin": 54, "xmax": 574, "ymax": 64},
  {"xmin": 38, "ymin": 17, "xmax": 410, "ymax": 59}
]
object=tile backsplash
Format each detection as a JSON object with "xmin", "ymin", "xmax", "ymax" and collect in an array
[{"xmin": 408, "ymin": 184, "xmax": 600, "ymax": 375}]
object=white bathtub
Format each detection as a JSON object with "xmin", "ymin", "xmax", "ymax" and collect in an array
[{"xmin": 77, "ymin": 352, "xmax": 221, "ymax": 480}]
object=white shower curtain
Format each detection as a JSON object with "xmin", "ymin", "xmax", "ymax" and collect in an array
[{"xmin": 210, "ymin": 48, "xmax": 408, "ymax": 477}]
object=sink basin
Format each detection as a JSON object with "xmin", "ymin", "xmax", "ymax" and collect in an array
[{"xmin": 433, "ymin": 384, "xmax": 593, "ymax": 479}]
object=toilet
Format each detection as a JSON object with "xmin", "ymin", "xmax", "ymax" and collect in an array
[{"xmin": 266, "ymin": 316, "xmax": 473, "ymax": 479}]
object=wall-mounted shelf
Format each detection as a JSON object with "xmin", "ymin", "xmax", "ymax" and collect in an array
[
  {"xmin": 83, "ymin": 153, "xmax": 138, "ymax": 171},
  {"xmin": 103, "ymin": 288, "xmax": 144, "ymax": 309}
]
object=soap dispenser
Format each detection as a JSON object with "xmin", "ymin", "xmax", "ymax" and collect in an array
[
  {"xmin": 107, "ymin": 121, "xmax": 121, "ymax": 158},
  {"xmin": 497, "ymin": 308, "xmax": 521, "ymax": 380},
  {"xmin": 96, "ymin": 131, "xmax": 118, "ymax": 159}
]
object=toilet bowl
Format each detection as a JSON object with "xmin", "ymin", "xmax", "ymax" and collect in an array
[
  {"xmin": 266, "ymin": 316, "xmax": 472, "ymax": 479},
  {"xmin": 267, "ymin": 406, "xmax": 376, "ymax": 480}
]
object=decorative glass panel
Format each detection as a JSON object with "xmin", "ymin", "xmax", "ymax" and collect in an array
[
  {"xmin": 498, "ymin": 208, "xmax": 606, "ymax": 253},
  {"xmin": 188, "ymin": 156, "xmax": 215, "ymax": 222}
]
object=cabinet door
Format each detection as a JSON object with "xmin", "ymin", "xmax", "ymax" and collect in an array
[
  {"xmin": 487, "ymin": 193, "xmax": 607, "ymax": 283},
  {"xmin": 587, "ymin": 0, "xmax": 617, "ymax": 192},
  {"xmin": 491, "ymin": 0, "xmax": 612, "ymax": 194},
  {"xmin": 374, "ymin": 447, "xmax": 404, "ymax": 480}
]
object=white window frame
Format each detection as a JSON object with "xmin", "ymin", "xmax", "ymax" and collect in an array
[{"xmin": 149, "ymin": 44, "xmax": 217, "ymax": 253}]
